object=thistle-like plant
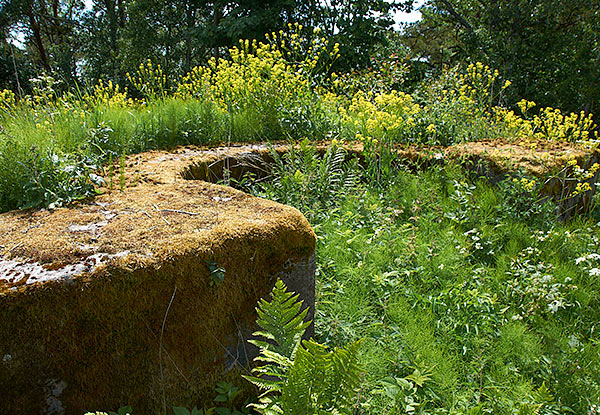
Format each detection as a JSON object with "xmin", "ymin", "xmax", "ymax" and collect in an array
[{"xmin": 244, "ymin": 280, "xmax": 362, "ymax": 415}]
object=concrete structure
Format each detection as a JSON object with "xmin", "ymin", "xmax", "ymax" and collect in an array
[{"xmin": 0, "ymin": 146, "xmax": 316, "ymax": 414}]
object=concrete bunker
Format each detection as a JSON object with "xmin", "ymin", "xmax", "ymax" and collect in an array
[
  {"xmin": 0, "ymin": 148, "xmax": 316, "ymax": 414},
  {"xmin": 0, "ymin": 139, "xmax": 597, "ymax": 413},
  {"xmin": 178, "ymin": 140, "xmax": 600, "ymax": 219}
]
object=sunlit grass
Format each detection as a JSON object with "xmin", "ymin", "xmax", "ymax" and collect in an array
[{"xmin": 252, "ymin": 150, "xmax": 600, "ymax": 414}]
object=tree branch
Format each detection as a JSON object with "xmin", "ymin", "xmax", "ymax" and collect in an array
[{"xmin": 437, "ymin": 0, "xmax": 474, "ymax": 32}]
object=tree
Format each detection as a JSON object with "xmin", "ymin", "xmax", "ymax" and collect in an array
[
  {"xmin": 403, "ymin": 0, "xmax": 600, "ymax": 113},
  {"xmin": 88, "ymin": 0, "xmax": 307, "ymax": 82},
  {"xmin": 79, "ymin": 0, "xmax": 128, "ymax": 82},
  {"xmin": 0, "ymin": 0, "xmax": 85, "ymax": 83},
  {"xmin": 0, "ymin": 38, "xmax": 35, "ymax": 94},
  {"xmin": 318, "ymin": 0, "xmax": 409, "ymax": 70}
]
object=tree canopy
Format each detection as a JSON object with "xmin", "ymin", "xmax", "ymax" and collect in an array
[
  {"xmin": 0, "ymin": 0, "xmax": 405, "ymax": 87},
  {"xmin": 403, "ymin": 0, "xmax": 600, "ymax": 112},
  {"xmin": 0, "ymin": 0, "xmax": 598, "ymax": 112}
]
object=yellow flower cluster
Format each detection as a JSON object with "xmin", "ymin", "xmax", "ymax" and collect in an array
[
  {"xmin": 265, "ymin": 23, "xmax": 339, "ymax": 76},
  {"xmin": 564, "ymin": 156, "xmax": 598, "ymax": 197},
  {"xmin": 127, "ymin": 60, "xmax": 167, "ymax": 100},
  {"xmin": 572, "ymin": 181, "xmax": 592, "ymax": 196},
  {"xmin": 493, "ymin": 107, "xmax": 528, "ymax": 137},
  {"xmin": 0, "ymin": 89, "xmax": 17, "ymax": 113},
  {"xmin": 567, "ymin": 155, "xmax": 578, "ymax": 167},
  {"xmin": 517, "ymin": 99, "xmax": 536, "ymax": 115},
  {"xmin": 460, "ymin": 63, "xmax": 501, "ymax": 103},
  {"xmin": 437, "ymin": 63, "xmax": 599, "ymax": 144},
  {"xmin": 88, "ymin": 79, "xmax": 133, "ymax": 108},
  {"xmin": 34, "ymin": 118, "xmax": 54, "ymax": 135},
  {"xmin": 513, "ymin": 177, "xmax": 537, "ymax": 192},
  {"xmin": 494, "ymin": 102, "xmax": 598, "ymax": 143},
  {"xmin": 355, "ymin": 132, "xmax": 378, "ymax": 147},
  {"xmin": 176, "ymin": 25, "xmax": 339, "ymax": 113},
  {"xmin": 177, "ymin": 34, "xmax": 322, "ymax": 111},
  {"xmin": 341, "ymin": 90, "xmax": 422, "ymax": 141},
  {"xmin": 531, "ymin": 108, "xmax": 597, "ymax": 142},
  {"xmin": 176, "ymin": 65, "xmax": 207, "ymax": 99}
]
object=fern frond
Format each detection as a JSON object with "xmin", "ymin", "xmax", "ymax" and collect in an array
[
  {"xmin": 252, "ymin": 349, "xmax": 293, "ymax": 369},
  {"xmin": 242, "ymin": 374, "xmax": 283, "ymax": 393},
  {"xmin": 325, "ymin": 341, "xmax": 363, "ymax": 411},
  {"xmin": 247, "ymin": 396, "xmax": 283, "ymax": 415},
  {"xmin": 246, "ymin": 280, "xmax": 363, "ymax": 415},
  {"xmin": 252, "ymin": 280, "xmax": 310, "ymax": 359}
]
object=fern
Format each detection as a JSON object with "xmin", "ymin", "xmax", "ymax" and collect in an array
[
  {"xmin": 260, "ymin": 140, "xmax": 361, "ymax": 219},
  {"xmin": 250, "ymin": 280, "xmax": 311, "ymax": 358},
  {"xmin": 244, "ymin": 280, "xmax": 362, "ymax": 415}
]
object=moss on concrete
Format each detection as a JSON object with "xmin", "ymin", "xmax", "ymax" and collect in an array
[
  {"xmin": 1, "ymin": 137, "xmax": 595, "ymax": 413},
  {"xmin": 0, "ymin": 163, "xmax": 315, "ymax": 413}
]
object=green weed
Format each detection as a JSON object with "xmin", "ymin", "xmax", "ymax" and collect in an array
[{"xmin": 249, "ymin": 147, "xmax": 600, "ymax": 414}]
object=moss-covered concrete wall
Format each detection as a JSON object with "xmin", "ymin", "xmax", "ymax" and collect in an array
[
  {"xmin": 0, "ymin": 165, "xmax": 315, "ymax": 414},
  {"xmin": 1, "ymin": 139, "xmax": 596, "ymax": 413}
]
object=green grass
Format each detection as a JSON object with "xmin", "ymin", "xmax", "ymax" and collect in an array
[
  {"xmin": 0, "ymin": 97, "xmax": 237, "ymax": 211},
  {"xmin": 252, "ymin": 151, "xmax": 600, "ymax": 414}
]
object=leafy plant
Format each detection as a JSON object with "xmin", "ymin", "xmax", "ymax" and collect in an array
[
  {"xmin": 207, "ymin": 260, "xmax": 226, "ymax": 287},
  {"xmin": 257, "ymin": 140, "xmax": 360, "ymax": 221},
  {"xmin": 84, "ymin": 405, "xmax": 131, "ymax": 415},
  {"xmin": 496, "ymin": 175, "xmax": 555, "ymax": 224},
  {"xmin": 109, "ymin": 406, "xmax": 133, "ymax": 415},
  {"xmin": 374, "ymin": 376, "xmax": 421, "ymax": 414},
  {"xmin": 505, "ymin": 252, "xmax": 578, "ymax": 319},
  {"xmin": 18, "ymin": 148, "xmax": 104, "ymax": 209},
  {"xmin": 244, "ymin": 280, "xmax": 363, "ymax": 414},
  {"xmin": 172, "ymin": 407, "xmax": 208, "ymax": 415},
  {"xmin": 213, "ymin": 381, "xmax": 245, "ymax": 415},
  {"xmin": 172, "ymin": 381, "xmax": 250, "ymax": 415}
]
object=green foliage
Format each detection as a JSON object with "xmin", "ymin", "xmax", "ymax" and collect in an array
[
  {"xmin": 1, "ymin": 25, "xmax": 598, "ymax": 212},
  {"xmin": 248, "ymin": 162, "xmax": 598, "ymax": 414},
  {"xmin": 244, "ymin": 280, "xmax": 362, "ymax": 414},
  {"xmin": 172, "ymin": 407, "xmax": 208, "ymax": 415},
  {"xmin": 254, "ymin": 140, "xmax": 360, "ymax": 221},
  {"xmin": 405, "ymin": 0, "xmax": 600, "ymax": 113},
  {"xmin": 496, "ymin": 176, "xmax": 555, "ymax": 224},
  {"xmin": 84, "ymin": 405, "xmax": 131, "ymax": 415},
  {"xmin": 172, "ymin": 381, "xmax": 248, "ymax": 415},
  {"xmin": 206, "ymin": 260, "xmax": 226, "ymax": 287},
  {"xmin": 375, "ymin": 375, "xmax": 424, "ymax": 413},
  {"xmin": 110, "ymin": 406, "xmax": 133, "ymax": 415},
  {"xmin": 15, "ymin": 149, "xmax": 103, "ymax": 210}
]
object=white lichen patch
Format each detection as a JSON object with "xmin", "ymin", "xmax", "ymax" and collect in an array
[
  {"xmin": 68, "ymin": 221, "xmax": 109, "ymax": 233},
  {"xmin": 0, "ymin": 251, "xmax": 130, "ymax": 286},
  {"xmin": 67, "ymin": 209, "xmax": 118, "ymax": 233},
  {"xmin": 45, "ymin": 378, "xmax": 67, "ymax": 415}
]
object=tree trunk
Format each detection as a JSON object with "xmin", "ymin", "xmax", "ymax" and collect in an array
[{"xmin": 27, "ymin": 11, "xmax": 51, "ymax": 71}]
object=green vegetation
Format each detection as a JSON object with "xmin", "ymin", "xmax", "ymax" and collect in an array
[
  {"xmin": 250, "ymin": 147, "xmax": 600, "ymax": 414},
  {"xmin": 245, "ymin": 280, "xmax": 362, "ymax": 415},
  {"xmin": 85, "ymin": 381, "xmax": 252, "ymax": 415},
  {"xmin": 0, "ymin": 0, "xmax": 403, "ymax": 90},
  {"xmin": 0, "ymin": 28, "xmax": 597, "ymax": 212},
  {"xmin": 1, "ymin": 18, "xmax": 600, "ymax": 415},
  {"xmin": 404, "ymin": 0, "xmax": 600, "ymax": 113}
]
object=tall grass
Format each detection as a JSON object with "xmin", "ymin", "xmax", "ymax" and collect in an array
[{"xmin": 1, "ymin": 33, "xmax": 598, "ymax": 212}]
